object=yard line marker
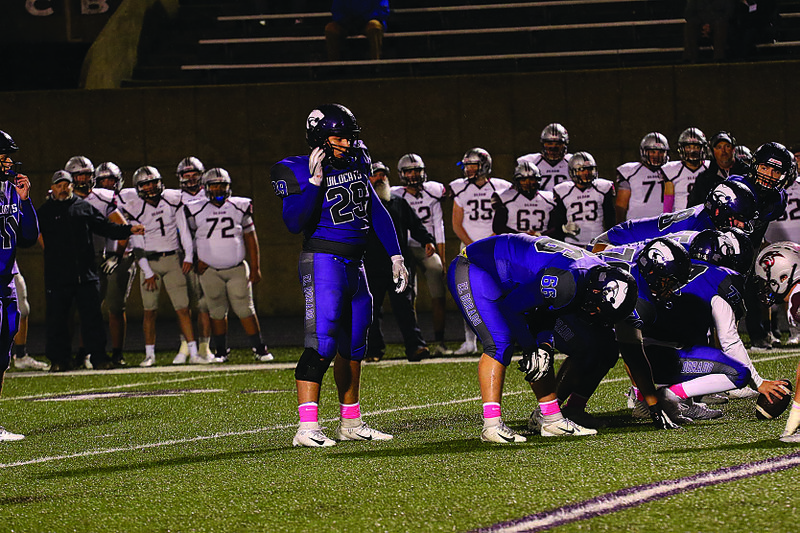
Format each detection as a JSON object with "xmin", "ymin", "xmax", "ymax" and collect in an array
[{"xmin": 471, "ymin": 450, "xmax": 800, "ymax": 533}]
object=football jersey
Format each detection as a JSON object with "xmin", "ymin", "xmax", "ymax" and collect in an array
[
  {"xmin": 516, "ymin": 153, "xmax": 572, "ymax": 192},
  {"xmin": 493, "ymin": 188, "xmax": 556, "ymax": 234},
  {"xmin": 616, "ymin": 162, "xmax": 667, "ymax": 220},
  {"xmin": 593, "ymin": 205, "xmax": 714, "ymax": 247},
  {"xmin": 553, "ymin": 178, "xmax": 615, "ymax": 247},
  {"xmin": 118, "ymin": 188, "xmax": 191, "ymax": 254},
  {"xmin": 451, "ymin": 177, "xmax": 512, "ymax": 242},
  {"xmin": 82, "ymin": 188, "xmax": 119, "ymax": 254},
  {"xmin": 0, "ymin": 182, "xmax": 38, "ymax": 286},
  {"xmin": 463, "ymin": 234, "xmax": 605, "ymax": 314},
  {"xmin": 391, "ymin": 181, "xmax": 447, "ymax": 246},
  {"xmin": 662, "ymin": 160, "xmax": 709, "ymax": 211},
  {"xmin": 766, "ymin": 178, "xmax": 800, "ymax": 242},
  {"xmin": 184, "ymin": 196, "xmax": 254, "ymax": 270},
  {"xmin": 270, "ymin": 141, "xmax": 401, "ymax": 259},
  {"xmin": 180, "ymin": 189, "xmax": 204, "ymax": 205}
]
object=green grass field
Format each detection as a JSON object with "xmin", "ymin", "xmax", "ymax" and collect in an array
[{"xmin": 2, "ymin": 345, "xmax": 799, "ymax": 532}]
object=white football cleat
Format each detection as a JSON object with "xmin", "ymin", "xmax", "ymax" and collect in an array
[
  {"xmin": 432, "ymin": 344, "xmax": 453, "ymax": 356},
  {"xmin": 453, "ymin": 341, "xmax": 478, "ymax": 355},
  {"xmin": 198, "ymin": 342, "xmax": 215, "ymax": 359},
  {"xmin": 253, "ymin": 346, "xmax": 274, "ymax": 362},
  {"xmin": 541, "ymin": 417, "xmax": 597, "ymax": 437},
  {"xmin": 83, "ymin": 354, "xmax": 93, "ymax": 370},
  {"xmin": 293, "ymin": 428, "xmax": 336, "ymax": 447},
  {"xmin": 336, "ymin": 423, "xmax": 393, "ymax": 441},
  {"xmin": 728, "ymin": 387, "xmax": 760, "ymax": 399},
  {"xmin": 14, "ymin": 355, "xmax": 49, "ymax": 371},
  {"xmin": 0, "ymin": 426, "xmax": 24, "ymax": 441},
  {"xmin": 626, "ymin": 386, "xmax": 650, "ymax": 418},
  {"xmin": 189, "ymin": 353, "xmax": 213, "ymax": 365},
  {"xmin": 481, "ymin": 422, "xmax": 526, "ymax": 443},
  {"xmin": 787, "ymin": 335, "xmax": 800, "ymax": 346},
  {"xmin": 139, "ymin": 353, "xmax": 156, "ymax": 368},
  {"xmin": 172, "ymin": 352, "xmax": 187, "ymax": 365},
  {"xmin": 177, "ymin": 340, "xmax": 189, "ymax": 357}
]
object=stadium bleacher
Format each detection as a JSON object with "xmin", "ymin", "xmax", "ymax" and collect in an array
[{"xmin": 125, "ymin": 0, "xmax": 800, "ymax": 87}]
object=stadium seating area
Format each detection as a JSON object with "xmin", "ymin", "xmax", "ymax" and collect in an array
[{"xmin": 126, "ymin": 0, "xmax": 800, "ymax": 87}]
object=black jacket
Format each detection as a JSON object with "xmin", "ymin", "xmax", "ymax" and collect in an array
[
  {"xmin": 364, "ymin": 195, "xmax": 435, "ymax": 275},
  {"xmin": 687, "ymin": 159, "xmax": 750, "ymax": 207},
  {"xmin": 38, "ymin": 196, "xmax": 133, "ymax": 286}
]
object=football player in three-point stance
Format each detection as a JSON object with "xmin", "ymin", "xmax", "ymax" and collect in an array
[
  {"xmin": 451, "ymin": 147, "xmax": 511, "ymax": 355},
  {"xmin": 517, "ymin": 123, "xmax": 572, "ymax": 192},
  {"xmin": 119, "ymin": 166, "xmax": 205, "ymax": 367},
  {"xmin": 615, "ymin": 132, "xmax": 673, "ymax": 222},
  {"xmin": 448, "ymin": 234, "xmax": 637, "ymax": 442},
  {"xmin": 0, "ymin": 130, "xmax": 40, "ymax": 441},
  {"xmin": 662, "ymin": 127, "xmax": 710, "ymax": 212},
  {"xmin": 175, "ymin": 157, "xmax": 214, "ymax": 360},
  {"xmin": 271, "ymin": 103, "xmax": 408, "ymax": 448},
  {"xmin": 552, "ymin": 152, "xmax": 616, "ymax": 248},
  {"xmin": 65, "ymin": 156, "xmax": 132, "ymax": 368},
  {"xmin": 390, "ymin": 153, "xmax": 451, "ymax": 355},
  {"xmin": 184, "ymin": 168, "xmax": 273, "ymax": 365}
]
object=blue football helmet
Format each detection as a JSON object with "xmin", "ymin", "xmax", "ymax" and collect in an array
[
  {"xmin": 581, "ymin": 265, "xmax": 638, "ymax": 325},
  {"xmin": 749, "ymin": 142, "xmax": 797, "ymax": 190},
  {"xmin": 636, "ymin": 237, "xmax": 691, "ymax": 303},
  {"xmin": 689, "ymin": 227, "xmax": 754, "ymax": 274},
  {"xmin": 704, "ymin": 179, "xmax": 758, "ymax": 233},
  {"xmin": 305, "ymin": 104, "xmax": 361, "ymax": 169}
]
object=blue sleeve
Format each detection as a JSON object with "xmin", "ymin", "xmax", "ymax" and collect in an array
[
  {"xmin": 17, "ymin": 198, "xmax": 39, "ymax": 248},
  {"xmin": 271, "ymin": 158, "xmax": 323, "ymax": 235},
  {"xmin": 370, "ymin": 182, "xmax": 402, "ymax": 257}
]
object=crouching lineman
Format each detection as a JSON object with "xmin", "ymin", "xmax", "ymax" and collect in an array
[
  {"xmin": 752, "ymin": 242, "xmax": 800, "ymax": 442},
  {"xmin": 184, "ymin": 168, "xmax": 273, "ymax": 363},
  {"xmin": 119, "ymin": 166, "xmax": 207, "ymax": 367},
  {"xmin": 448, "ymin": 234, "xmax": 638, "ymax": 443}
]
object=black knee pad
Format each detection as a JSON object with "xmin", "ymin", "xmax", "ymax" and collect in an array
[{"xmin": 295, "ymin": 348, "xmax": 333, "ymax": 384}]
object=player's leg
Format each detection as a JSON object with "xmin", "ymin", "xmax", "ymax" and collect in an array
[
  {"xmin": 226, "ymin": 262, "xmax": 272, "ymax": 362},
  {"xmin": 105, "ymin": 254, "xmax": 135, "ymax": 366},
  {"xmin": 386, "ymin": 273, "xmax": 427, "ymax": 362},
  {"xmin": 139, "ymin": 260, "xmax": 165, "ymax": 368},
  {"xmin": 292, "ymin": 253, "xmax": 344, "ymax": 447},
  {"xmin": 76, "ymin": 280, "xmax": 113, "ymax": 370},
  {"xmin": 45, "ymin": 286, "xmax": 74, "ymax": 371},
  {"xmin": 186, "ymin": 270, "xmax": 213, "ymax": 358},
  {"xmin": 12, "ymin": 273, "xmax": 47, "ymax": 370},
  {"xmin": 416, "ymin": 248, "xmax": 449, "ymax": 355},
  {"xmin": 198, "ymin": 266, "xmax": 229, "ymax": 363},
  {"xmin": 0, "ymin": 297, "xmax": 23, "ymax": 441},
  {"xmin": 333, "ymin": 259, "xmax": 393, "ymax": 442},
  {"xmin": 364, "ymin": 264, "xmax": 390, "ymax": 362},
  {"xmin": 162, "ymin": 255, "xmax": 205, "ymax": 366}
]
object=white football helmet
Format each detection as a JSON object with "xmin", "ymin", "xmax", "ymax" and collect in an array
[
  {"xmin": 568, "ymin": 152, "xmax": 598, "ymax": 187},
  {"xmin": 202, "ymin": 168, "xmax": 232, "ymax": 204},
  {"xmin": 640, "ymin": 132, "xmax": 670, "ymax": 169},
  {"xmin": 677, "ymin": 127, "xmax": 707, "ymax": 165},
  {"xmin": 65, "ymin": 155, "xmax": 95, "ymax": 193},
  {"xmin": 540, "ymin": 123, "xmax": 569, "ymax": 163},
  {"xmin": 94, "ymin": 162, "xmax": 123, "ymax": 192},
  {"xmin": 461, "ymin": 148, "xmax": 492, "ymax": 180},
  {"xmin": 397, "ymin": 153, "xmax": 426, "ymax": 187},
  {"xmin": 754, "ymin": 242, "xmax": 800, "ymax": 305},
  {"xmin": 176, "ymin": 156, "xmax": 205, "ymax": 194},
  {"xmin": 133, "ymin": 166, "xmax": 164, "ymax": 201}
]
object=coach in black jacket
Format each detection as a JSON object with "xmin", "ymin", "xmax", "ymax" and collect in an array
[
  {"xmin": 364, "ymin": 164, "xmax": 436, "ymax": 362},
  {"xmin": 38, "ymin": 171, "xmax": 143, "ymax": 371}
]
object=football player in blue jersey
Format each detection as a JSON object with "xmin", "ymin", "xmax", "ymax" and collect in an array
[
  {"xmin": 591, "ymin": 179, "xmax": 758, "ymax": 251},
  {"xmin": 0, "ymin": 130, "xmax": 40, "ymax": 441},
  {"xmin": 730, "ymin": 142, "xmax": 797, "ymax": 351},
  {"xmin": 271, "ymin": 104, "xmax": 409, "ymax": 448},
  {"xmin": 448, "ymin": 234, "xmax": 638, "ymax": 442},
  {"xmin": 546, "ymin": 237, "xmax": 692, "ymax": 430}
]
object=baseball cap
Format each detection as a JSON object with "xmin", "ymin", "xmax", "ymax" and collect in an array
[
  {"xmin": 51, "ymin": 170, "xmax": 73, "ymax": 184},
  {"xmin": 710, "ymin": 131, "xmax": 736, "ymax": 148}
]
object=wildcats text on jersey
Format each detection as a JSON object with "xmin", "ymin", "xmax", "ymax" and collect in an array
[{"xmin": 327, "ymin": 171, "xmax": 362, "ymax": 186}]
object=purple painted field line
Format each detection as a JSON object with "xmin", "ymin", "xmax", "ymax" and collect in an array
[{"xmin": 472, "ymin": 450, "xmax": 800, "ymax": 533}]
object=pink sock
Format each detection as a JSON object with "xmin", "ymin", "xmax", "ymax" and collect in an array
[
  {"xmin": 633, "ymin": 387, "xmax": 644, "ymax": 401},
  {"xmin": 669, "ymin": 383, "xmax": 688, "ymax": 399},
  {"xmin": 540, "ymin": 399, "xmax": 561, "ymax": 416},
  {"xmin": 483, "ymin": 402, "xmax": 502, "ymax": 419},
  {"xmin": 298, "ymin": 402, "xmax": 318, "ymax": 423},
  {"xmin": 340, "ymin": 402, "xmax": 361, "ymax": 420}
]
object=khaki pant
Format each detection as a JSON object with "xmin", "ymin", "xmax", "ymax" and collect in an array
[
  {"xmin": 139, "ymin": 254, "xmax": 190, "ymax": 311},
  {"xmin": 199, "ymin": 262, "xmax": 255, "ymax": 320}
]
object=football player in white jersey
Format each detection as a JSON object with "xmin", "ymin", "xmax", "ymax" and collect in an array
[
  {"xmin": 65, "ymin": 156, "xmax": 131, "ymax": 368},
  {"xmin": 175, "ymin": 157, "xmax": 214, "ymax": 360},
  {"xmin": 662, "ymin": 128, "xmax": 710, "ymax": 212},
  {"xmin": 615, "ymin": 132, "xmax": 673, "ymax": 222},
  {"xmin": 119, "ymin": 166, "xmax": 206, "ymax": 367},
  {"xmin": 451, "ymin": 147, "xmax": 512, "ymax": 354},
  {"xmin": 516, "ymin": 123, "xmax": 572, "ymax": 192},
  {"xmin": 389, "ymin": 154, "xmax": 450, "ymax": 355},
  {"xmin": 553, "ymin": 152, "xmax": 616, "ymax": 248},
  {"xmin": 492, "ymin": 161, "xmax": 557, "ymax": 236},
  {"xmin": 184, "ymin": 168, "xmax": 273, "ymax": 363}
]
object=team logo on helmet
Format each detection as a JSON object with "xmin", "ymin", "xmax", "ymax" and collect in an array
[{"xmin": 307, "ymin": 109, "xmax": 324, "ymax": 131}]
